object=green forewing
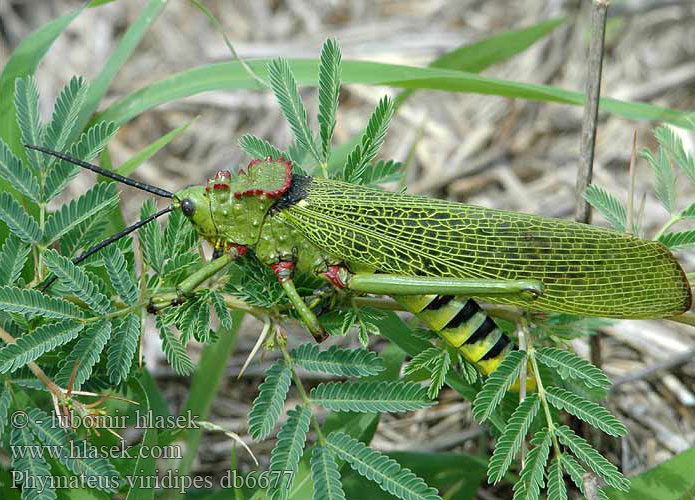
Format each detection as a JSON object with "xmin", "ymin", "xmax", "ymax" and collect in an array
[{"xmin": 281, "ymin": 178, "xmax": 691, "ymax": 319}]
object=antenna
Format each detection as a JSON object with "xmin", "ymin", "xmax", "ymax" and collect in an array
[
  {"xmin": 25, "ymin": 145, "xmax": 174, "ymax": 198},
  {"xmin": 39, "ymin": 206, "xmax": 173, "ymax": 292}
]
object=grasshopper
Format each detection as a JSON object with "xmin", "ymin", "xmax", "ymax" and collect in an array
[{"xmin": 26, "ymin": 145, "xmax": 692, "ymax": 380}]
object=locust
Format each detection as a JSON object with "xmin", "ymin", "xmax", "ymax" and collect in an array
[{"xmin": 26, "ymin": 145, "xmax": 692, "ymax": 379}]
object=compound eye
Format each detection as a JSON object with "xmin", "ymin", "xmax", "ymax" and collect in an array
[{"xmin": 181, "ymin": 198, "xmax": 195, "ymax": 217}]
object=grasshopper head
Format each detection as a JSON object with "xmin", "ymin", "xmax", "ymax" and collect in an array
[{"xmin": 175, "ymin": 157, "xmax": 294, "ymax": 252}]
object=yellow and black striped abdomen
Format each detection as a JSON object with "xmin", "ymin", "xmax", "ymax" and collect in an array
[{"xmin": 395, "ymin": 294, "xmax": 515, "ymax": 376}]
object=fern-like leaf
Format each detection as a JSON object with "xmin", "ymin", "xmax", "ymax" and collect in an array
[
  {"xmin": 534, "ymin": 347, "xmax": 610, "ymax": 390},
  {"xmin": 0, "ymin": 191, "xmax": 41, "ymax": 243},
  {"xmin": 268, "ymin": 404, "xmax": 311, "ymax": 499},
  {"xmin": 26, "ymin": 408, "xmax": 119, "ymax": 492},
  {"xmin": 43, "ymin": 182, "xmax": 118, "ymax": 245},
  {"xmin": 44, "ymin": 76, "xmax": 87, "ymax": 154},
  {"xmin": 318, "ymin": 38, "xmax": 341, "ymax": 162},
  {"xmin": 156, "ymin": 316, "xmax": 194, "ymax": 376},
  {"xmin": 488, "ymin": 393, "xmax": 540, "ymax": 484},
  {"xmin": 43, "ymin": 121, "xmax": 119, "ymax": 201},
  {"xmin": 55, "ymin": 319, "xmax": 111, "ymax": 390},
  {"xmin": 473, "ymin": 350, "xmax": 526, "ymax": 422},
  {"xmin": 658, "ymin": 230, "xmax": 695, "ymax": 250},
  {"xmin": 556, "ymin": 425, "xmax": 630, "ymax": 491},
  {"xmin": 267, "ymin": 58, "xmax": 322, "ymax": 164},
  {"xmin": 209, "ymin": 291, "xmax": 234, "ymax": 331},
  {"xmin": 239, "ymin": 134, "xmax": 285, "ymax": 162},
  {"xmin": 326, "ymin": 431, "xmax": 441, "ymax": 500},
  {"xmin": 14, "ymin": 76, "xmax": 44, "ymax": 175},
  {"xmin": 561, "ymin": 454, "xmax": 586, "ymax": 495},
  {"xmin": 290, "ymin": 343, "xmax": 384, "ymax": 377},
  {"xmin": 0, "ymin": 320, "xmax": 83, "ymax": 374},
  {"xmin": 654, "ymin": 125, "xmax": 695, "ymax": 185},
  {"xmin": 311, "ymin": 381, "xmax": 434, "ymax": 413},
  {"xmin": 248, "ymin": 360, "xmax": 292, "ymax": 440},
  {"xmin": 0, "ymin": 140, "xmax": 39, "ymax": 202},
  {"xmin": 403, "ymin": 347, "xmax": 442, "ymax": 376},
  {"xmin": 360, "ymin": 159, "xmax": 403, "ymax": 186},
  {"xmin": 513, "ymin": 428, "xmax": 551, "ymax": 500},
  {"xmin": 0, "ymin": 387, "xmax": 11, "ymax": 439},
  {"xmin": 163, "ymin": 208, "xmax": 197, "ymax": 259},
  {"xmin": 103, "ymin": 245, "xmax": 138, "ymax": 306},
  {"xmin": 583, "ymin": 184, "xmax": 626, "ymax": 231},
  {"xmin": 311, "ymin": 446, "xmax": 346, "ymax": 500},
  {"xmin": 0, "ymin": 286, "xmax": 82, "ymax": 319},
  {"xmin": 641, "ymin": 146, "xmax": 676, "ymax": 214},
  {"xmin": 139, "ymin": 200, "xmax": 164, "ymax": 273},
  {"xmin": 547, "ymin": 457, "xmax": 568, "ymax": 500},
  {"xmin": 107, "ymin": 314, "xmax": 140, "ymax": 385},
  {"xmin": 0, "ymin": 234, "xmax": 30, "ymax": 286},
  {"xmin": 343, "ymin": 96, "xmax": 394, "ymax": 183},
  {"xmin": 11, "ymin": 426, "xmax": 56, "ymax": 500},
  {"xmin": 193, "ymin": 296, "xmax": 211, "ymax": 344},
  {"xmin": 43, "ymin": 249, "xmax": 110, "ymax": 314},
  {"xmin": 545, "ymin": 386, "xmax": 626, "ymax": 437},
  {"xmin": 425, "ymin": 349, "xmax": 451, "ymax": 399},
  {"xmin": 161, "ymin": 252, "xmax": 201, "ymax": 284}
]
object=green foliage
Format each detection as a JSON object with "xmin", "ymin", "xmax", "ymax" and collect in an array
[
  {"xmin": 139, "ymin": 199, "xmax": 165, "ymax": 273},
  {"xmin": 0, "ymin": 320, "xmax": 83, "ymax": 374},
  {"xmin": 653, "ymin": 125, "xmax": 695, "ymax": 184},
  {"xmin": 311, "ymin": 446, "xmax": 346, "ymax": 500},
  {"xmin": 659, "ymin": 230, "xmax": 695, "ymax": 250},
  {"xmin": 358, "ymin": 159, "xmax": 404, "ymax": 185},
  {"xmin": 641, "ymin": 146, "xmax": 676, "ymax": 214},
  {"xmin": 107, "ymin": 313, "xmax": 140, "ymax": 385},
  {"xmin": 0, "ymin": 191, "xmax": 41, "ymax": 243},
  {"xmin": 156, "ymin": 315, "xmax": 194, "ymax": 376},
  {"xmin": 0, "ymin": 286, "xmax": 83, "ymax": 319},
  {"xmin": 103, "ymin": 245, "xmax": 138, "ymax": 306},
  {"xmin": 318, "ymin": 38, "xmax": 341, "ymax": 162},
  {"xmin": 26, "ymin": 408, "xmax": 119, "ymax": 492},
  {"xmin": 55, "ymin": 319, "xmax": 112, "ymax": 390},
  {"xmin": 547, "ymin": 457, "xmax": 568, "ymax": 500},
  {"xmin": 556, "ymin": 425, "xmax": 630, "ymax": 491},
  {"xmin": 545, "ymin": 386, "xmax": 627, "ymax": 437},
  {"xmin": 0, "ymin": 388, "xmax": 11, "ymax": 439},
  {"xmin": 43, "ymin": 76, "xmax": 88, "ymax": 159},
  {"xmin": 268, "ymin": 404, "xmax": 311, "ymax": 499},
  {"xmin": 488, "ymin": 393, "xmax": 540, "ymax": 484},
  {"xmin": 43, "ymin": 182, "xmax": 118, "ymax": 245},
  {"xmin": 513, "ymin": 429, "xmax": 551, "ymax": 500},
  {"xmin": 14, "ymin": 76, "xmax": 44, "ymax": 174},
  {"xmin": 473, "ymin": 350, "xmax": 526, "ymax": 422},
  {"xmin": 0, "ymin": 140, "xmax": 39, "ymax": 202},
  {"xmin": 311, "ymin": 381, "xmax": 434, "ymax": 413},
  {"xmin": 0, "ymin": 234, "xmax": 30, "ymax": 286},
  {"xmin": 343, "ymin": 96, "xmax": 394, "ymax": 183},
  {"xmin": 43, "ymin": 249, "xmax": 111, "ymax": 314},
  {"xmin": 248, "ymin": 360, "xmax": 292, "ymax": 440},
  {"xmin": 560, "ymin": 454, "xmax": 587, "ymax": 495},
  {"xmin": 239, "ymin": 133, "xmax": 285, "ymax": 162},
  {"xmin": 290, "ymin": 343, "xmax": 384, "ymax": 377},
  {"xmin": 326, "ymin": 431, "xmax": 442, "ymax": 500},
  {"xmin": 11, "ymin": 425, "xmax": 56, "ymax": 500},
  {"xmin": 583, "ymin": 184, "xmax": 626, "ymax": 231},
  {"xmin": 267, "ymin": 57, "xmax": 322, "ymax": 165},
  {"xmin": 534, "ymin": 346, "xmax": 610, "ymax": 390}
]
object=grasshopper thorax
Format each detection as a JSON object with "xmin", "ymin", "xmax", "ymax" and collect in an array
[{"xmin": 175, "ymin": 157, "xmax": 294, "ymax": 253}]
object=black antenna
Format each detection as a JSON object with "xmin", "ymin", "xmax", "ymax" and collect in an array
[
  {"xmin": 39, "ymin": 206, "xmax": 173, "ymax": 292},
  {"xmin": 25, "ymin": 145, "xmax": 174, "ymax": 199}
]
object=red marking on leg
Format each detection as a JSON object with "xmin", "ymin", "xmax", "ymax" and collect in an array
[
  {"xmin": 271, "ymin": 261, "xmax": 294, "ymax": 281},
  {"xmin": 229, "ymin": 244, "xmax": 247, "ymax": 258},
  {"xmin": 323, "ymin": 265, "xmax": 347, "ymax": 289},
  {"xmin": 213, "ymin": 183, "xmax": 229, "ymax": 191}
]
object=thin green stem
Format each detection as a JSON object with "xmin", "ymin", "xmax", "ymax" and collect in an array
[
  {"xmin": 279, "ymin": 341, "xmax": 326, "ymax": 445},
  {"xmin": 529, "ymin": 350, "xmax": 562, "ymax": 458},
  {"xmin": 653, "ymin": 213, "xmax": 680, "ymax": 241}
]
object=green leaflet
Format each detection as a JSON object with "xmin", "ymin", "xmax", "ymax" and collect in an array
[
  {"xmin": 0, "ymin": 286, "xmax": 83, "ymax": 319},
  {"xmin": 156, "ymin": 315, "xmax": 194, "ymax": 376},
  {"xmin": 326, "ymin": 431, "xmax": 441, "ymax": 500},
  {"xmin": 0, "ymin": 234, "xmax": 30, "ymax": 286},
  {"xmin": 0, "ymin": 320, "xmax": 83, "ymax": 374},
  {"xmin": 318, "ymin": 38, "xmax": 341, "ymax": 163},
  {"xmin": 103, "ymin": 245, "xmax": 138, "ymax": 306},
  {"xmin": 43, "ymin": 249, "xmax": 111, "ymax": 314},
  {"xmin": 0, "ymin": 139, "xmax": 39, "ymax": 202},
  {"xmin": 473, "ymin": 350, "xmax": 526, "ymax": 422},
  {"xmin": 248, "ymin": 360, "xmax": 291, "ymax": 441},
  {"xmin": 311, "ymin": 446, "xmax": 346, "ymax": 500},
  {"xmin": 290, "ymin": 343, "xmax": 384, "ymax": 377},
  {"xmin": 55, "ymin": 319, "xmax": 112, "ymax": 390},
  {"xmin": 268, "ymin": 404, "xmax": 311, "ymax": 499},
  {"xmin": 11, "ymin": 426, "xmax": 56, "ymax": 500},
  {"xmin": 107, "ymin": 313, "xmax": 140, "ymax": 385},
  {"xmin": 0, "ymin": 191, "xmax": 41, "ymax": 243},
  {"xmin": 310, "ymin": 381, "xmax": 434, "ymax": 413}
]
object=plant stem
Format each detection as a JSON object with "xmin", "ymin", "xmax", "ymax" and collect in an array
[
  {"xmin": 653, "ymin": 213, "xmax": 680, "ymax": 241},
  {"xmin": 279, "ymin": 342, "xmax": 326, "ymax": 445},
  {"xmin": 529, "ymin": 350, "xmax": 562, "ymax": 458}
]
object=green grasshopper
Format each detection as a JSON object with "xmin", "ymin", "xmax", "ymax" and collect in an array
[{"xmin": 26, "ymin": 145, "xmax": 692, "ymax": 381}]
